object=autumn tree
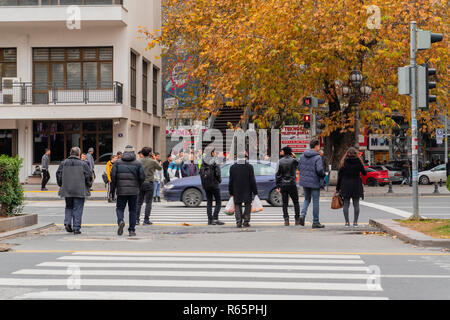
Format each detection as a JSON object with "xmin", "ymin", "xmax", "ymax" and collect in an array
[{"xmin": 142, "ymin": 0, "xmax": 449, "ymax": 168}]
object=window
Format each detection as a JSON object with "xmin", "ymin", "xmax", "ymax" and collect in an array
[
  {"xmin": 0, "ymin": 130, "xmax": 17, "ymax": 157},
  {"xmin": 253, "ymin": 163, "xmax": 275, "ymax": 176},
  {"xmin": 130, "ymin": 51, "xmax": 137, "ymax": 108},
  {"xmin": 142, "ymin": 60, "xmax": 148, "ymax": 112},
  {"xmin": 221, "ymin": 164, "xmax": 230, "ymax": 178},
  {"xmin": 32, "ymin": 47, "xmax": 113, "ymax": 90},
  {"xmin": 152, "ymin": 66, "xmax": 159, "ymax": 115},
  {"xmin": 0, "ymin": 48, "xmax": 17, "ymax": 91},
  {"xmin": 33, "ymin": 120, "xmax": 113, "ymax": 163}
]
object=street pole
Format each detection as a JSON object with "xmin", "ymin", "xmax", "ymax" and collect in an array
[
  {"xmin": 309, "ymin": 104, "xmax": 313, "ymax": 142},
  {"xmin": 355, "ymin": 103, "xmax": 360, "ymax": 147},
  {"xmin": 410, "ymin": 21, "xmax": 420, "ymax": 220}
]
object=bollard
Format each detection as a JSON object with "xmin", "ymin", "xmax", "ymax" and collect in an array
[
  {"xmin": 433, "ymin": 182, "xmax": 440, "ymax": 194},
  {"xmin": 387, "ymin": 181, "xmax": 393, "ymax": 193},
  {"xmin": 439, "ymin": 179, "xmax": 443, "ymax": 188}
]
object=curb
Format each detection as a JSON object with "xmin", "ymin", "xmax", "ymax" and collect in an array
[
  {"xmin": 369, "ymin": 219, "xmax": 450, "ymax": 249},
  {"xmin": 0, "ymin": 223, "xmax": 56, "ymax": 241}
]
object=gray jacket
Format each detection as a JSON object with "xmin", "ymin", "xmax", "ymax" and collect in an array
[
  {"xmin": 298, "ymin": 149, "xmax": 326, "ymax": 189},
  {"xmin": 41, "ymin": 154, "xmax": 49, "ymax": 171},
  {"xmin": 56, "ymin": 156, "xmax": 93, "ymax": 198},
  {"xmin": 86, "ymin": 153, "xmax": 95, "ymax": 171}
]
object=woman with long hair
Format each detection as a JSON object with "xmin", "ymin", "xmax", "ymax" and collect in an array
[{"xmin": 336, "ymin": 147, "xmax": 367, "ymax": 227}]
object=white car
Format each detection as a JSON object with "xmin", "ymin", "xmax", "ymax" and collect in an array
[{"xmin": 418, "ymin": 164, "xmax": 447, "ymax": 185}]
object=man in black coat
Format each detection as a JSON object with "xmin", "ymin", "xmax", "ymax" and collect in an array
[
  {"xmin": 56, "ymin": 147, "xmax": 93, "ymax": 235},
  {"xmin": 276, "ymin": 147, "xmax": 300, "ymax": 226},
  {"xmin": 229, "ymin": 157, "xmax": 258, "ymax": 228},
  {"xmin": 110, "ymin": 145, "xmax": 145, "ymax": 237},
  {"xmin": 200, "ymin": 149, "xmax": 225, "ymax": 226},
  {"xmin": 163, "ymin": 154, "xmax": 173, "ymax": 184}
]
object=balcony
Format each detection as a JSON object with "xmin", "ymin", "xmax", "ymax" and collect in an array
[
  {"xmin": 0, "ymin": 0, "xmax": 127, "ymax": 26},
  {"xmin": 0, "ymin": 81, "xmax": 123, "ymax": 105}
]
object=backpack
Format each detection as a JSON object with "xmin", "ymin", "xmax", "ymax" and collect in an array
[
  {"xmin": 200, "ymin": 163, "xmax": 217, "ymax": 189},
  {"xmin": 102, "ymin": 172, "xmax": 109, "ymax": 185}
]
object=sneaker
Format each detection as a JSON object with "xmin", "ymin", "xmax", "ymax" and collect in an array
[
  {"xmin": 284, "ymin": 220, "xmax": 290, "ymax": 226},
  {"xmin": 73, "ymin": 230, "xmax": 81, "ymax": 235},
  {"xmin": 41, "ymin": 188, "xmax": 48, "ymax": 191},
  {"xmin": 345, "ymin": 222, "xmax": 350, "ymax": 227},
  {"xmin": 213, "ymin": 220, "xmax": 225, "ymax": 225},
  {"xmin": 65, "ymin": 225, "xmax": 73, "ymax": 233},
  {"xmin": 353, "ymin": 223, "xmax": 359, "ymax": 227},
  {"xmin": 312, "ymin": 223, "xmax": 325, "ymax": 229},
  {"xmin": 117, "ymin": 221, "xmax": 125, "ymax": 236},
  {"xmin": 208, "ymin": 219, "xmax": 213, "ymax": 225},
  {"xmin": 143, "ymin": 220, "xmax": 153, "ymax": 225},
  {"xmin": 129, "ymin": 231, "xmax": 136, "ymax": 237},
  {"xmin": 299, "ymin": 216, "xmax": 305, "ymax": 226}
]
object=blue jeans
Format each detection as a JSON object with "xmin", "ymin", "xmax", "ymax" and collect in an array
[
  {"xmin": 301, "ymin": 187, "xmax": 320, "ymax": 224},
  {"xmin": 153, "ymin": 181, "xmax": 161, "ymax": 197},
  {"xmin": 116, "ymin": 195, "xmax": 138, "ymax": 232},
  {"xmin": 64, "ymin": 197, "xmax": 85, "ymax": 231}
]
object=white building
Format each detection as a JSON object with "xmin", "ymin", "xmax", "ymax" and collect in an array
[{"xmin": 0, "ymin": 0, "xmax": 165, "ymax": 183}]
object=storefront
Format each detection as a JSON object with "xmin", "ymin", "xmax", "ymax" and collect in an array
[
  {"xmin": 369, "ymin": 134, "xmax": 390, "ymax": 164},
  {"xmin": 0, "ymin": 129, "xmax": 17, "ymax": 157}
]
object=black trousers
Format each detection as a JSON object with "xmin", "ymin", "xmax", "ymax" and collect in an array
[
  {"xmin": 41, "ymin": 170, "xmax": 50, "ymax": 189},
  {"xmin": 205, "ymin": 188, "xmax": 221, "ymax": 220},
  {"xmin": 137, "ymin": 181, "xmax": 154, "ymax": 222},
  {"xmin": 281, "ymin": 184, "xmax": 300, "ymax": 220},
  {"xmin": 108, "ymin": 182, "xmax": 116, "ymax": 200},
  {"xmin": 235, "ymin": 201, "xmax": 251, "ymax": 225}
]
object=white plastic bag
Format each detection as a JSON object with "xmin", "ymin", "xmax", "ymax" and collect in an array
[
  {"xmin": 224, "ymin": 197, "xmax": 235, "ymax": 215},
  {"xmin": 251, "ymin": 195, "xmax": 263, "ymax": 213}
]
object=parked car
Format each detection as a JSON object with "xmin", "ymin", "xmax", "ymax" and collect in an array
[
  {"xmin": 361, "ymin": 166, "xmax": 390, "ymax": 186},
  {"xmin": 163, "ymin": 160, "xmax": 282, "ymax": 207},
  {"xmin": 418, "ymin": 164, "xmax": 447, "ymax": 185},
  {"xmin": 369, "ymin": 165, "xmax": 403, "ymax": 183}
]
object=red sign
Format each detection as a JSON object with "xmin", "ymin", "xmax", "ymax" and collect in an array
[{"xmin": 281, "ymin": 126, "xmax": 310, "ymax": 154}]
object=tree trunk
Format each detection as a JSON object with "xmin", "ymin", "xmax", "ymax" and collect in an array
[{"xmin": 0, "ymin": 204, "xmax": 7, "ymax": 217}]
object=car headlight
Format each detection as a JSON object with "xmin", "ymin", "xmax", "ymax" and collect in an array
[{"xmin": 164, "ymin": 184, "xmax": 174, "ymax": 190}]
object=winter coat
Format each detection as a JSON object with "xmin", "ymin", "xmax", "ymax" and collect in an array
[
  {"xmin": 110, "ymin": 152, "xmax": 145, "ymax": 196},
  {"xmin": 106, "ymin": 160, "xmax": 113, "ymax": 182},
  {"xmin": 298, "ymin": 149, "xmax": 326, "ymax": 189},
  {"xmin": 85, "ymin": 153, "xmax": 95, "ymax": 171},
  {"xmin": 41, "ymin": 154, "xmax": 49, "ymax": 171},
  {"xmin": 56, "ymin": 156, "xmax": 93, "ymax": 198},
  {"xmin": 141, "ymin": 157, "xmax": 162, "ymax": 182},
  {"xmin": 182, "ymin": 161, "xmax": 199, "ymax": 177},
  {"xmin": 336, "ymin": 157, "xmax": 367, "ymax": 199},
  {"xmin": 163, "ymin": 160, "xmax": 170, "ymax": 183},
  {"xmin": 200, "ymin": 158, "xmax": 222, "ymax": 190},
  {"xmin": 276, "ymin": 155, "xmax": 299, "ymax": 188},
  {"xmin": 229, "ymin": 161, "xmax": 258, "ymax": 203}
]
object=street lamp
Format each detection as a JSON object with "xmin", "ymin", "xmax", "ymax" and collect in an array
[{"xmin": 342, "ymin": 70, "xmax": 372, "ymax": 147}]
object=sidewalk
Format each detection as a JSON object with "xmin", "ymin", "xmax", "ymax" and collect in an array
[{"xmin": 23, "ymin": 183, "xmax": 450, "ymax": 201}]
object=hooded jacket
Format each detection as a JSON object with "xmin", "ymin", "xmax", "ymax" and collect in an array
[
  {"xmin": 298, "ymin": 149, "xmax": 326, "ymax": 189},
  {"xmin": 336, "ymin": 156, "xmax": 367, "ymax": 199},
  {"xmin": 110, "ymin": 151, "xmax": 145, "ymax": 196}
]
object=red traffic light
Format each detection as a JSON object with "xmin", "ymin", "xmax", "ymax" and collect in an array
[
  {"xmin": 303, "ymin": 97, "xmax": 311, "ymax": 106},
  {"xmin": 304, "ymin": 115, "xmax": 310, "ymax": 122}
]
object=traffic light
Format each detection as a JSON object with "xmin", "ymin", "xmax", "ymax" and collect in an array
[
  {"xmin": 418, "ymin": 63, "xmax": 437, "ymax": 109},
  {"xmin": 303, "ymin": 97, "xmax": 312, "ymax": 107},
  {"xmin": 304, "ymin": 114, "xmax": 311, "ymax": 129},
  {"xmin": 315, "ymin": 114, "xmax": 325, "ymax": 135}
]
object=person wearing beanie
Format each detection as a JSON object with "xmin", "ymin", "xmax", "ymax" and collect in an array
[{"xmin": 276, "ymin": 146, "xmax": 300, "ymax": 226}]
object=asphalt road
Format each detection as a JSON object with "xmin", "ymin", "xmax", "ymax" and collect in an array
[{"xmin": 0, "ymin": 196, "xmax": 448, "ymax": 300}]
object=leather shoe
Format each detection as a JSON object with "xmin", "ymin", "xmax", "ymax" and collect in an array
[
  {"xmin": 299, "ymin": 216, "xmax": 305, "ymax": 226},
  {"xmin": 312, "ymin": 223, "xmax": 325, "ymax": 229},
  {"xmin": 295, "ymin": 218, "xmax": 300, "ymax": 226},
  {"xmin": 236, "ymin": 223, "xmax": 242, "ymax": 228},
  {"xmin": 208, "ymin": 219, "xmax": 213, "ymax": 225},
  {"xmin": 129, "ymin": 231, "xmax": 136, "ymax": 237},
  {"xmin": 118, "ymin": 221, "xmax": 125, "ymax": 236},
  {"xmin": 143, "ymin": 220, "xmax": 153, "ymax": 225},
  {"xmin": 65, "ymin": 225, "xmax": 73, "ymax": 233},
  {"xmin": 284, "ymin": 220, "xmax": 290, "ymax": 226},
  {"xmin": 243, "ymin": 222, "xmax": 250, "ymax": 228},
  {"xmin": 73, "ymin": 230, "xmax": 81, "ymax": 235},
  {"xmin": 213, "ymin": 220, "xmax": 225, "ymax": 225}
]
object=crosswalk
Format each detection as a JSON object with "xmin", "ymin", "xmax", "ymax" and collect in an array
[{"xmin": 1, "ymin": 251, "xmax": 388, "ymax": 300}]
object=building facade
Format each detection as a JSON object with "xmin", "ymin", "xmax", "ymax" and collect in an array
[{"xmin": 0, "ymin": 0, "xmax": 165, "ymax": 183}]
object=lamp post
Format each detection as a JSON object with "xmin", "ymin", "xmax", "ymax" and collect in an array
[{"xmin": 341, "ymin": 70, "xmax": 372, "ymax": 147}]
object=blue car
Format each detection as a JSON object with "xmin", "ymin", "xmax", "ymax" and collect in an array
[{"xmin": 163, "ymin": 160, "xmax": 283, "ymax": 207}]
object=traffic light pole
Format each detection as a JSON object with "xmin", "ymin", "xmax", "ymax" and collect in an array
[
  {"xmin": 309, "ymin": 105, "xmax": 313, "ymax": 142},
  {"xmin": 410, "ymin": 21, "xmax": 420, "ymax": 220}
]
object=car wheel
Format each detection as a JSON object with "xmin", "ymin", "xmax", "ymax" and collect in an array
[
  {"xmin": 419, "ymin": 175, "xmax": 430, "ymax": 185},
  {"xmin": 268, "ymin": 189, "xmax": 282, "ymax": 207},
  {"xmin": 182, "ymin": 188, "xmax": 202, "ymax": 207},
  {"xmin": 367, "ymin": 178, "xmax": 378, "ymax": 187}
]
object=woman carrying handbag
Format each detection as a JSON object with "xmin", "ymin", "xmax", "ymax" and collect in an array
[{"xmin": 336, "ymin": 147, "xmax": 367, "ymax": 227}]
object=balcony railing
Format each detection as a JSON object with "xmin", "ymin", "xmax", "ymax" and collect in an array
[
  {"xmin": 0, "ymin": 81, "xmax": 123, "ymax": 105},
  {"xmin": 0, "ymin": 0, "xmax": 123, "ymax": 6}
]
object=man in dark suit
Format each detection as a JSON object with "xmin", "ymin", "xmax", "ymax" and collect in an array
[{"xmin": 229, "ymin": 156, "xmax": 258, "ymax": 228}]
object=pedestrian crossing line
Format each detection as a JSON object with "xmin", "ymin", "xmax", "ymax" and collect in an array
[
  {"xmin": 57, "ymin": 256, "xmax": 365, "ymax": 264},
  {"xmin": 37, "ymin": 261, "xmax": 371, "ymax": 271},
  {"xmin": 0, "ymin": 278, "xmax": 383, "ymax": 291},
  {"xmin": 13, "ymin": 291, "xmax": 389, "ymax": 300},
  {"xmin": 54, "ymin": 222, "xmax": 369, "ymax": 227},
  {"xmin": 71, "ymin": 252, "xmax": 362, "ymax": 259},
  {"xmin": 13, "ymin": 269, "xmax": 375, "ymax": 280}
]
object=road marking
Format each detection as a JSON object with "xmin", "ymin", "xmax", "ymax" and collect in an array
[
  {"xmin": 70, "ymin": 252, "xmax": 362, "ymax": 259},
  {"xmin": 37, "ymin": 261, "xmax": 371, "ymax": 271},
  {"xmin": 13, "ymin": 269, "xmax": 374, "ymax": 279},
  {"xmin": 57, "ymin": 256, "xmax": 365, "ymax": 264},
  {"xmin": 360, "ymin": 201, "xmax": 421, "ymax": 218},
  {"xmin": 0, "ymin": 278, "xmax": 383, "ymax": 291},
  {"xmin": 13, "ymin": 291, "xmax": 388, "ymax": 300}
]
